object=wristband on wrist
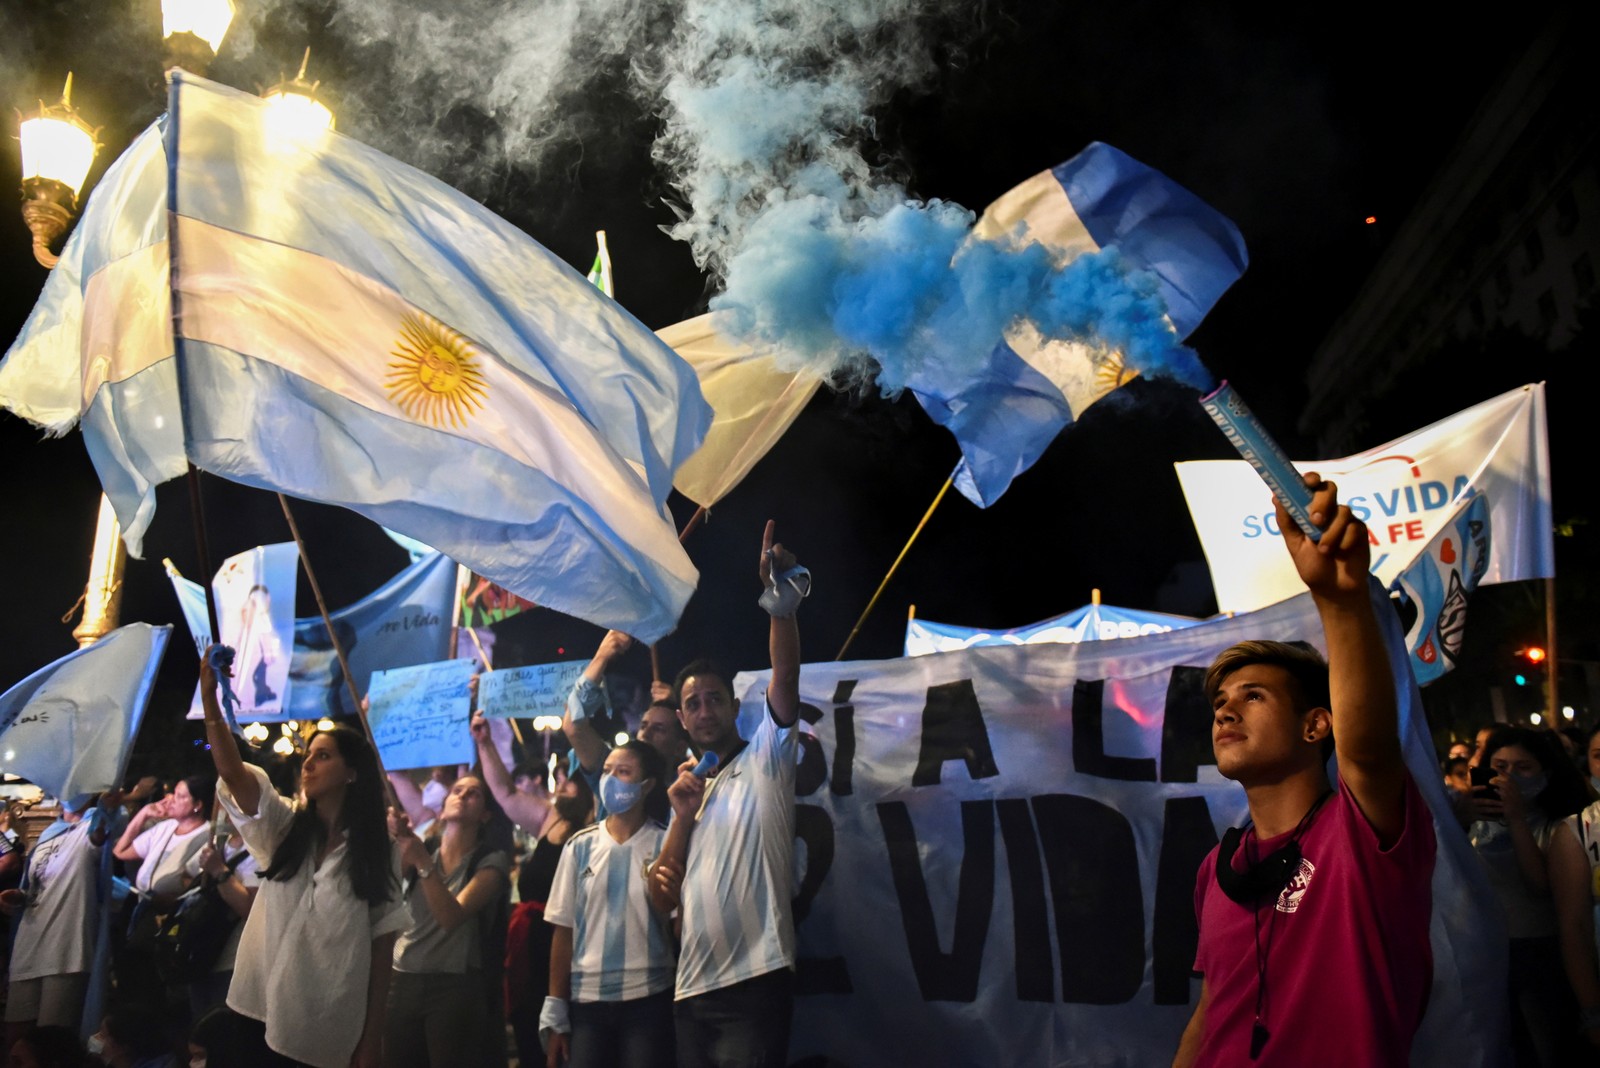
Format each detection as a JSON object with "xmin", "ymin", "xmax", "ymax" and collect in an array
[{"xmin": 539, "ymin": 996, "xmax": 571, "ymax": 1052}]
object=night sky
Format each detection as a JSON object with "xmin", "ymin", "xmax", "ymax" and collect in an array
[{"xmin": 0, "ymin": 1, "xmax": 1571, "ymax": 749}]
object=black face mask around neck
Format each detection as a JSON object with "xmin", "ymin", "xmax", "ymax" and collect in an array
[{"xmin": 1215, "ymin": 829, "xmax": 1303, "ymax": 906}]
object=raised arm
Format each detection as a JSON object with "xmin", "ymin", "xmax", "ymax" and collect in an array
[
  {"xmin": 389, "ymin": 815, "xmax": 507, "ymax": 932},
  {"xmin": 650, "ymin": 757, "xmax": 705, "ymax": 914},
  {"xmin": 1277, "ymin": 475, "xmax": 1405, "ymax": 842},
  {"xmin": 200, "ymin": 648, "xmax": 260, "ymax": 817},
  {"xmin": 760, "ymin": 520, "xmax": 802, "ymax": 727},
  {"xmin": 386, "ymin": 772, "xmax": 435, "ymax": 829},
  {"xmin": 112, "ymin": 795, "xmax": 171, "ymax": 862},
  {"xmin": 564, "ymin": 630, "xmax": 633, "ymax": 775},
  {"xmin": 470, "ymin": 712, "xmax": 548, "ymax": 833}
]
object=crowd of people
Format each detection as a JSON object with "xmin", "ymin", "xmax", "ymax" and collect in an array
[{"xmin": 1, "ymin": 497, "xmax": 1599, "ymax": 1067}]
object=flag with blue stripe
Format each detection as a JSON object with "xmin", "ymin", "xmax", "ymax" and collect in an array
[
  {"xmin": 0, "ymin": 623, "xmax": 171, "ymax": 799},
  {"xmin": 914, "ymin": 143, "xmax": 1248, "ymax": 507},
  {"xmin": 2, "ymin": 73, "xmax": 712, "ymax": 644}
]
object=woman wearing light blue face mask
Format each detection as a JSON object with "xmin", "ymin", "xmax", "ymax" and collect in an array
[
  {"xmin": 542, "ymin": 740, "xmax": 676, "ymax": 1068},
  {"xmin": 1470, "ymin": 727, "xmax": 1591, "ymax": 1065}
]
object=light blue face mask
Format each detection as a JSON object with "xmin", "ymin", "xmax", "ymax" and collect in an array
[
  {"xmin": 1588, "ymin": 774, "xmax": 1600, "ymax": 796},
  {"xmin": 1510, "ymin": 771, "xmax": 1548, "ymax": 801},
  {"xmin": 599, "ymin": 773, "xmax": 643, "ymax": 816}
]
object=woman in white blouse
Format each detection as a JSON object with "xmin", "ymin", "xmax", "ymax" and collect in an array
[
  {"xmin": 113, "ymin": 775, "xmax": 213, "ymax": 906},
  {"xmin": 200, "ymin": 650, "xmax": 404, "ymax": 1068}
]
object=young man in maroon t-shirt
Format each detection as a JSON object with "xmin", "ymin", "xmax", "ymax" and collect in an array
[{"xmin": 1172, "ymin": 476, "xmax": 1437, "ymax": 1068}]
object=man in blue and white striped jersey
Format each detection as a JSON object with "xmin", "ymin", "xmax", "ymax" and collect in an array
[{"xmin": 652, "ymin": 519, "xmax": 807, "ymax": 1068}]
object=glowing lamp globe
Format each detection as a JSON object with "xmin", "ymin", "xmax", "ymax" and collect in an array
[
  {"xmin": 261, "ymin": 89, "xmax": 335, "ymax": 135},
  {"xmin": 17, "ymin": 74, "xmax": 100, "ymax": 268},
  {"xmin": 163, "ymin": 0, "xmax": 236, "ymax": 53},
  {"xmin": 261, "ymin": 49, "xmax": 336, "ymax": 140}
]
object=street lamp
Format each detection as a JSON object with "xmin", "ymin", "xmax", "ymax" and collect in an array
[
  {"xmin": 162, "ymin": 0, "xmax": 237, "ymax": 75},
  {"xmin": 17, "ymin": 73, "xmax": 100, "ymax": 269},
  {"xmin": 262, "ymin": 48, "xmax": 335, "ymax": 135}
]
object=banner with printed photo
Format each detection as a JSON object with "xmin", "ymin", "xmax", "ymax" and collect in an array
[
  {"xmin": 730, "ymin": 585, "xmax": 1503, "ymax": 1067},
  {"xmin": 213, "ymin": 543, "xmax": 299, "ymax": 720},
  {"xmin": 1175, "ymin": 383, "xmax": 1550, "ymax": 614}
]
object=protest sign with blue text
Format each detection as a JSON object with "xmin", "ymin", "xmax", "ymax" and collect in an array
[
  {"xmin": 366, "ymin": 659, "xmax": 476, "ymax": 771},
  {"xmin": 478, "ymin": 661, "xmax": 588, "ymax": 720}
]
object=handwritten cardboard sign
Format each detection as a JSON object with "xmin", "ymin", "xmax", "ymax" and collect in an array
[
  {"xmin": 477, "ymin": 660, "xmax": 588, "ymax": 720},
  {"xmin": 366, "ymin": 659, "xmax": 475, "ymax": 770}
]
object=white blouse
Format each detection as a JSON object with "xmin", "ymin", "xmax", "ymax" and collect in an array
[{"xmin": 218, "ymin": 765, "xmax": 405, "ymax": 1068}]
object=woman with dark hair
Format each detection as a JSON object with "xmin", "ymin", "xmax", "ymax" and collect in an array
[
  {"xmin": 1548, "ymin": 723, "xmax": 1600, "ymax": 1054},
  {"xmin": 383, "ymin": 773, "xmax": 513, "ymax": 1068},
  {"xmin": 1471, "ymin": 726, "xmax": 1590, "ymax": 1064},
  {"xmin": 542, "ymin": 740, "xmax": 675, "ymax": 1068},
  {"xmin": 199, "ymin": 651, "xmax": 403, "ymax": 1068},
  {"xmin": 113, "ymin": 776, "xmax": 214, "ymax": 905}
]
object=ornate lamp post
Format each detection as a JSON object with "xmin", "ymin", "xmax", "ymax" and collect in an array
[
  {"xmin": 162, "ymin": 0, "xmax": 237, "ymax": 75},
  {"xmin": 17, "ymin": 74, "xmax": 100, "ymax": 269}
]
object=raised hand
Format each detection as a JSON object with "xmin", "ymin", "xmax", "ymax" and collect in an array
[
  {"xmin": 759, "ymin": 519, "xmax": 796, "ymax": 587},
  {"xmin": 1277, "ymin": 473, "xmax": 1370, "ymax": 601}
]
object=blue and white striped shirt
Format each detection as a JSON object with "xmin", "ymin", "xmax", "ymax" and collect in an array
[
  {"xmin": 674, "ymin": 702, "xmax": 798, "ymax": 999},
  {"xmin": 544, "ymin": 819, "xmax": 674, "ymax": 1002}
]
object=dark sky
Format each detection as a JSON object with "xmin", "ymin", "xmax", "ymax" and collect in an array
[{"xmin": 0, "ymin": 2, "xmax": 1567, "ymax": 727}]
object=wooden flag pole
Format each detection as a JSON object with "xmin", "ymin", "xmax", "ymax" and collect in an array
[
  {"xmin": 835, "ymin": 471, "xmax": 956, "ymax": 661},
  {"xmin": 185, "ymin": 465, "xmax": 223, "ymax": 645},
  {"xmin": 276, "ymin": 494, "xmax": 396, "ymax": 792}
]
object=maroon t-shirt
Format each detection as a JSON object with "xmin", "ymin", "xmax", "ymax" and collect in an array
[{"xmin": 1191, "ymin": 775, "xmax": 1436, "ymax": 1067}]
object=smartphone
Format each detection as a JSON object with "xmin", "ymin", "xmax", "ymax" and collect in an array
[{"xmin": 1469, "ymin": 765, "xmax": 1499, "ymax": 800}]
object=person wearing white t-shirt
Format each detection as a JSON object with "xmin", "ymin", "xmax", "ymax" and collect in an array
[
  {"xmin": 652, "ymin": 521, "xmax": 805, "ymax": 1068},
  {"xmin": 543, "ymin": 740, "xmax": 675, "ymax": 1068},
  {"xmin": 113, "ymin": 776, "xmax": 214, "ymax": 906},
  {"xmin": 0, "ymin": 792, "xmax": 117, "ymax": 1045},
  {"xmin": 200, "ymin": 649, "xmax": 405, "ymax": 1068}
]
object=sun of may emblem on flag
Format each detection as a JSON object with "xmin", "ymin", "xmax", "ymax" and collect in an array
[
  {"xmin": 386, "ymin": 312, "xmax": 489, "ymax": 428},
  {"xmin": 1094, "ymin": 350, "xmax": 1139, "ymax": 396}
]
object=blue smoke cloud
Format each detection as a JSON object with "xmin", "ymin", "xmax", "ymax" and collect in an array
[{"xmin": 647, "ymin": 0, "xmax": 1212, "ymax": 395}]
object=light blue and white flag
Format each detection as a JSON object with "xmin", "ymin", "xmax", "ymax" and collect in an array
[
  {"xmin": 172, "ymin": 548, "xmax": 457, "ymax": 722},
  {"xmin": 1391, "ymin": 491, "xmax": 1492, "ymax": 685},
  {"xmin": 2, "ymin": 73, "xmax": 712, "ymax": 644},
  {"xmin": 914, "ymin": 143, "xmax": 1248, "ymax": 507},
  {"xmin": 0, "ymin": 623, "xmax": 172, "ymax": 799},
  {"xmin": 905, "ymin": 600, "xmax": 1202, "ymax": 656}
]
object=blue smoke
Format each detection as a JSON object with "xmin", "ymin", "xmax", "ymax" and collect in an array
[{"xmin": 648, "ymin": 0, "xmax": 1212, "ymax": 395}]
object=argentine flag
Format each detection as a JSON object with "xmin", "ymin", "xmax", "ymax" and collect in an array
[
  {"xmin": 915, "ymin": 143, "xmax": 1248, "ymax": 507},
  {"xmin": 0, "ymin": 623, "xmax": 171, "ymax": 800},
  {"xmin": 1, "ymin": 73, "xmax": 713, "ymax": 644}
]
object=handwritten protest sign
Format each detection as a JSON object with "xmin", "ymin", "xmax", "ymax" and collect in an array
[
  {"xmin": 366, "ymin": 659, "xmax": 475, "ymax": 769},
  {"xmin": 478, "ymin": 660, "xmax": 588, "ymax": 719}
]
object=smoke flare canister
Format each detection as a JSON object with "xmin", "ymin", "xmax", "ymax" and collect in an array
[{"xmin": 1198, "ymin": 381, "xmax": 1320, "ymax": 541}]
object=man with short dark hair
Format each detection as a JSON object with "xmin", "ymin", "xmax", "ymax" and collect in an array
[
  {"xmin": 651, "ymin": 521, "xmax": 805, "ymax": 1068},
  {"xmin": 1173, "ymin": 476, "xmax": 1437, "ymax": 1067}
]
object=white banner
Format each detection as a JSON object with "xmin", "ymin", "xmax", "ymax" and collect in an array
[
  {"xmin": 1175, "ymin": 383, "xmax": 1551, "ymax": 615},
  {"xmin": 733, "ymin": 588, "xmax": 1503, "ymax": 1067}
]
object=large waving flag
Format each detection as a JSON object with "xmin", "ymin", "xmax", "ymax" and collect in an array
[
  {"xmin": 660, "ymin": 314, "xmax": 823, "ymax": 510},
  {"xmin": 0, "ymin": 623, "xmax": 171, "ymax": 799},
  {"xmin": 913, "ymin": 143, "xmax": 1248, "ymax": 507},
  {"xmin": 1, "ymin": 74, "xmax": 712, "ymax": 644}
]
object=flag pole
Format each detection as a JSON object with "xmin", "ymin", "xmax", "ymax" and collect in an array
[
  {"xmin": 1545, "ymin": 576, "xmax": 1560, "ymax": 729},
  {"xmin": 185, "ymin": 466, "xmax": 223, "ymax": 646},
  {"xmin": 276, "ymin": 494, "xmax": 395, "ymax": 790},
  {"xmin": 835, "ymin": 470, "xmax": 956, "ymax": 661}
]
